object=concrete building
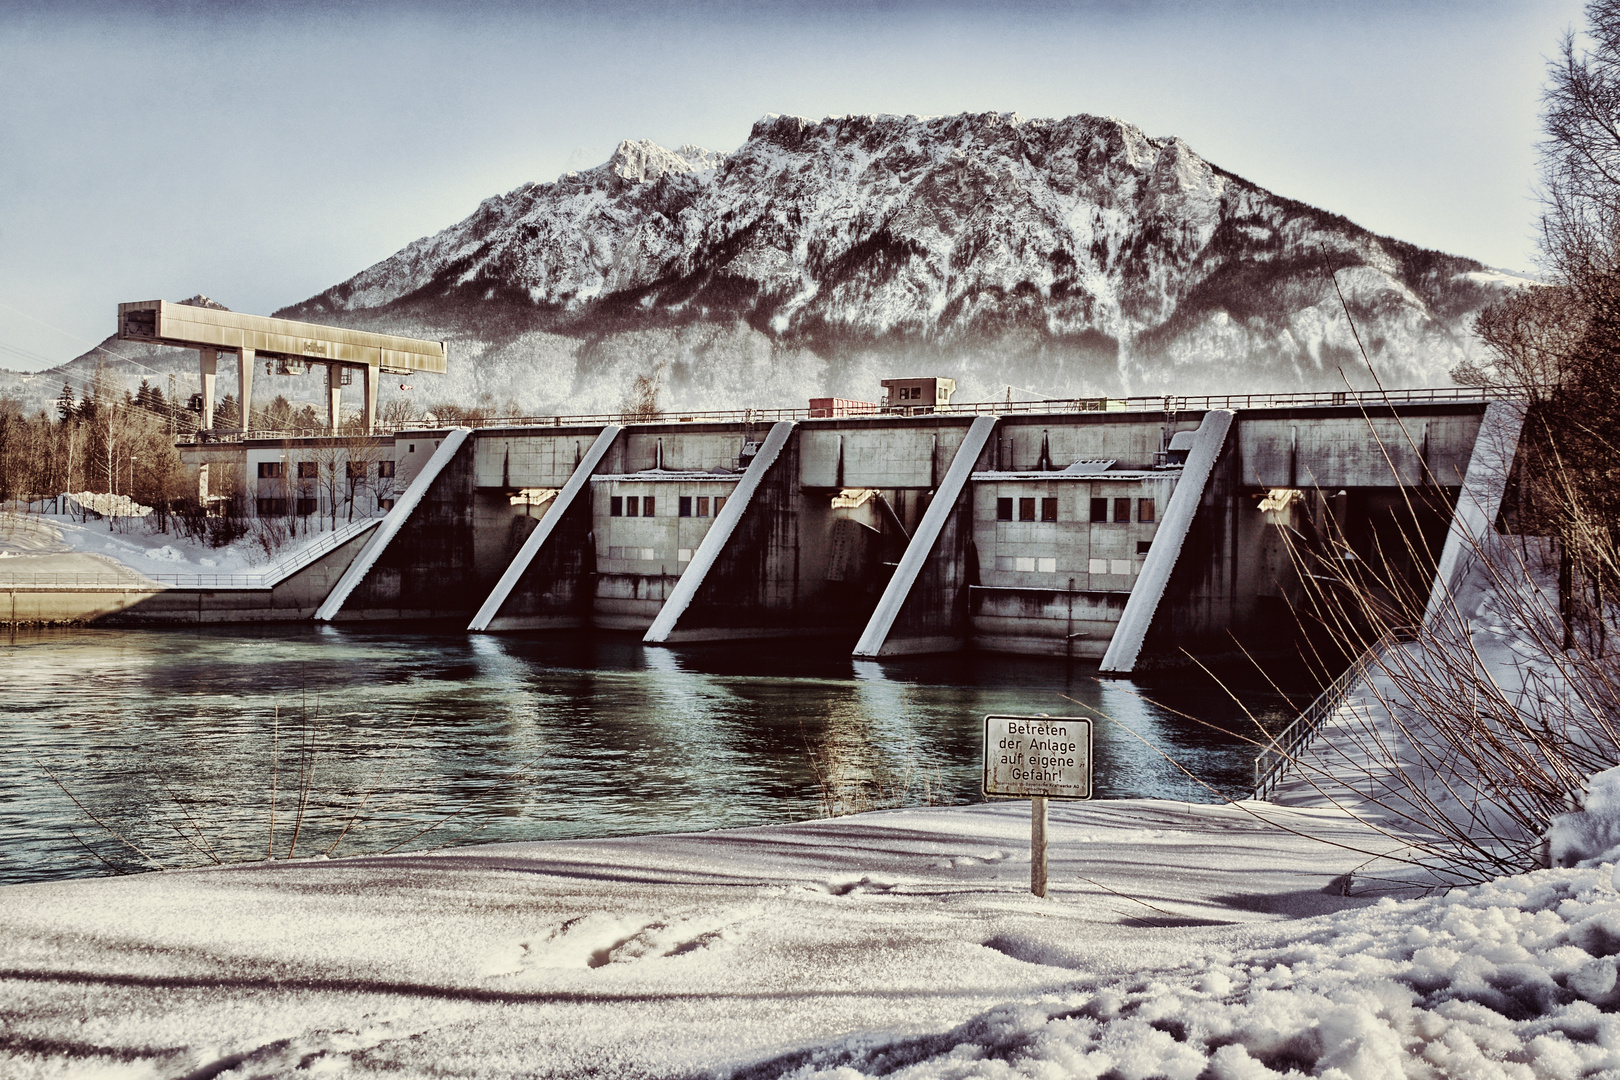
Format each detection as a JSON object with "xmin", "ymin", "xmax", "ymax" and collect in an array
[{"xmin": 880, "ymin": 377, "xmax": 955, "ymax": 414}]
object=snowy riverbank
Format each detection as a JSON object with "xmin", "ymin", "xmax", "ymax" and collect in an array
[
  {"xmin": 7, "ymin": 527, "xmax": 1620, "ymax": 1076},
  {"xmin": 0, "ymin": 510, "xmax": 363, "ymax": 580},
  {"xmin": 5, "ymin": 795, "xmax": 1618, "ymax": 1078}
]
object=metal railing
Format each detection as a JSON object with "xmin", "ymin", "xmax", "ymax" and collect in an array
[
  {"xmin": 178, "ymin": 429, "xmax": 393, "ymax": 446},
  {"xmin": 1251, "ymin": 636, "xmax": 1396, "ymax": 801},
  {"xmin": 0, "ymin": 573, "xmax": 262, "ymax": 590},
  {"xmin": 253, "ymin": 516, "xmax": 380, "ymax": 584},
  {"xmin": 174, "ymin": 386, "xmax": 1510, "ymax": 446}
]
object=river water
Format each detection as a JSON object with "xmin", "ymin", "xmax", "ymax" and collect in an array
[{"xmin": 0, "ymin": 626, "xmax": 1316, "ymax": 886}]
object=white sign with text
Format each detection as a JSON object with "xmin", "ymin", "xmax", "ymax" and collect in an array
[{"xmin": 982, "ymin": 714, "xmax": 1093, "ymax": 799}]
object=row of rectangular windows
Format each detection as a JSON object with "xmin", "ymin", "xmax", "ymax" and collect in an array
[
  {"xmin": 258, "ymin": 461, "xmax": 396, "ymax": 479},
  {"xmin": 256, "ymin": 495, "xmax": 395, "ymax": 516},
  {"xmin": 611, "ymin": 495, "xmax": 729, "ymax": 518},
  {"xmin": 991, "ymin": 556, "xmax": 1140, "ymax": 576},
  {"xmin": 995, "ymin": 496, "xmax": 1155, "ymax": 523},
  {"xmin": 605, "ymin": 547, "xmax": 698, "ymax": 562}
]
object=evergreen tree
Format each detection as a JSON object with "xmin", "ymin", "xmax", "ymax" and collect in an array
[{"xmin": 56, "ymin": 382, "xmax": 75, "ymax": 422}]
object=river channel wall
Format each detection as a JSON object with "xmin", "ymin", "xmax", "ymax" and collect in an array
[{"xmin": 8, "ymin": 401, "xmax": 1500, "ymax": 671}]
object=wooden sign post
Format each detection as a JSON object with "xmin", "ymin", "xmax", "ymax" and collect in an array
[{"xmin": 982, "ymin": 715, "xmax": 1093, "ymax": 897}]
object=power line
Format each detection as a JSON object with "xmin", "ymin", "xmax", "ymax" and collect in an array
[
  {"xmin": 0, "ymin": 298, "xmax": 199, "ymax": 382},
  {"xmin": 0, "ymin": 338, "xmax": 63, "ymax": 369}
]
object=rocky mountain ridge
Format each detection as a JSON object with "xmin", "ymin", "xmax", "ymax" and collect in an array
[
  {"xmin": 278, "ymin": 111, "xmax": 1518, "ymax": 413},
  {"xmin": 8, "ymin": 112, "xmax": 1523, "ymax": 418}
]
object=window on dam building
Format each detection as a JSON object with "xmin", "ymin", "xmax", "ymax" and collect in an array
[
  {"xmin": 997, "ymin": 495, "xmax": 1062, "ymax": 522},
  {"xmin": 995, "ymin": 555, "xmax": 1058, "ymax": 573},
  {"xmin": 612, "ymin": 496, "xmax": 654, "ymax": 517},
  {"xmin": 1083, "ymin": 493, "xmax": 1156, "ymax": 526},
  {"xmin": 679, "ymin": 496, "xmax": 715, "ymax": 518}
]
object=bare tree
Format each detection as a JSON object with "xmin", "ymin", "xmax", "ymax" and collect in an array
[
  {"xmin": 621, "ymin": 372, "xmax": 661, "ymax": 421},
  {"xmin": 337, "ymin": 420, "xmax": 386, "ymax": 523},
  {"xmin": 1541, "ymin": 5, "xmax": 1620, "ymax": 299},
  {"xmin": 378, "ymin": 397, "xmax": 418, "ymax": 430},
  {"xmin": 305, "ymin": 439, "xmax": 345, "ymax": 532},
  {"xmin": 1464, "ymin": 2, "xmax": 1620, "ymax": 603},
  {"xmin": 1456, "ymin": 285, "xmax": 1589, "ymax": 402}
]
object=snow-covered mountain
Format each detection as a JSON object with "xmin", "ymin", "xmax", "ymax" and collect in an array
[
  {"xmin": 277, "ymin": 111, "xmax": 1521, "ymax": 413},
  {"xmin": 5, "ymin": 113, "xmax": 1525, "ymax": 419}
]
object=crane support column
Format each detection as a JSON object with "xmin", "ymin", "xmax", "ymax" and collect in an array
[
  {"xmin": 363, "ymin": 363, "xmax": 380, "ymax": 435},
  {"xmin": 238, "ymin": 347, "xmax": 254, "ymax": 431},
  {"xmin": 198, "ymin": 348, "xmax": 217, "ymax": 430},
  {"xmin": 327, "ymin": 364, "xmax": 343, "ymax": 433}
]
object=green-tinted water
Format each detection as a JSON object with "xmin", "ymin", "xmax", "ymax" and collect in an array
[{"xmin": 0, "ymin": 625, "xmax": 1313, "ymax": 885}]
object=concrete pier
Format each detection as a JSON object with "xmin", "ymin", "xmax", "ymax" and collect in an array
[
  {"xmin": 853, "ymin": 416, "xmax": 998, "ymax": 657},
  {"xmin": 1101, "ymin": 410, "xmax": 1233, "ymax": 674},
  {"xmin": 469, "ymin": 425, "xmax": 622, "ymax": 632},
  {"xmin": 644, "ymin": 421, "xmax": 798, "ymax": 643},
  {"xmin": 316, "ymin": 430, "xmax": 477, "ymax": 621}
]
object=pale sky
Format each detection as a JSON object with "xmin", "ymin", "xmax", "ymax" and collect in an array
[{"xmin": 0, "ymin": 0, "xmax": 1589, "ymax": 371}]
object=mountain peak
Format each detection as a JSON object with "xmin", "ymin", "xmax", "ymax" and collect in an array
[
  {"xmin": 177, "ymin": 294, "xmax": 229, "ymax": 310},
  {"xmin": 600, "ymin": 139, "xmax": 721, "ymax": 184}
]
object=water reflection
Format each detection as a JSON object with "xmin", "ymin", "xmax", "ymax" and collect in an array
[{"xmin": 0, "ymin": 625, "xmax": 1315, "ymax": 885}]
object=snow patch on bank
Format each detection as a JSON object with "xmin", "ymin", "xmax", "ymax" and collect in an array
[
  {"xmin": 0, "ymin": 511, "xmax": 374, "ymax": 579},
  {"xmin": 772, "ymin": 867, "xmax": 1620, "ymax": 1080}
]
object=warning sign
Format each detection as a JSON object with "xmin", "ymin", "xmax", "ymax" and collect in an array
[{"xmin": 982, "ymin": 715, "xmax": 1093, "ymax": 799}]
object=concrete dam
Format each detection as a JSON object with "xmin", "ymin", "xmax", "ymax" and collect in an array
[{"xmin": 13, "ymin": 392, "xmax": 1519, "ymax": 674}]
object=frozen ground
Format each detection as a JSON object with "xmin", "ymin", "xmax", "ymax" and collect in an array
[
  {"xmin": 5, "ymin": 796, "xmax": 1620, "ymax": 1078},
  {"xmin": 0, "ymin": 799, "xmax": 1401, "ymax": 1078}
]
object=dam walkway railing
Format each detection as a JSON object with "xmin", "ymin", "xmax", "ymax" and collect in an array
[
  {"xmin": 176, "ymin": 386, "xmax": 1511, "ymax": 446},
  {"xmin": 1251, "ymin": 630, "xmax": 1413, "ymax": 801}
]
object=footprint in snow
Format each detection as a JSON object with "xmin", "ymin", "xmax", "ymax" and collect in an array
[
  {"xmin": 485, "ymin": 909, "xmax": 749, "ymax": 976},
  {"xmin": 815, "ymin": 876, "xmax": 897, "ymax": 896}
]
